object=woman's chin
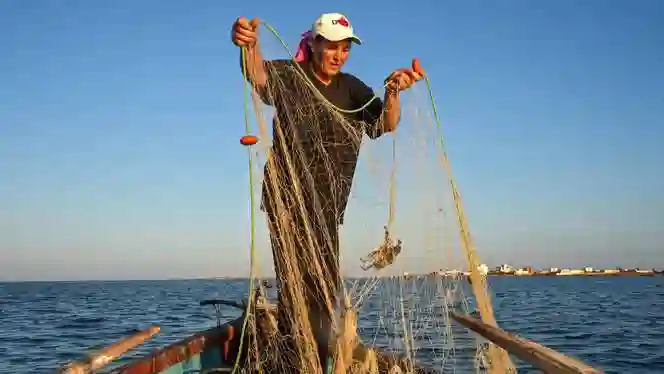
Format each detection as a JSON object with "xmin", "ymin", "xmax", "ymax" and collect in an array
[{"xmin": 325, "ymin": 67, "xmax": 341, "ymax": 76}]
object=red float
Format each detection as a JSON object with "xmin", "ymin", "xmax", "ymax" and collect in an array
[
  {"xmin": 412, "ymin": 58, "xmax": 426, "ymax": 77},
  {"xmin": 240, "ymin": 135, "xmax": 258, "ymax": 146}
]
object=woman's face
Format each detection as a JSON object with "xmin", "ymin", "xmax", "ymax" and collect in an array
[{"xmin": 311, "ymin": 38, "xmax": 351, "ymax": 78}]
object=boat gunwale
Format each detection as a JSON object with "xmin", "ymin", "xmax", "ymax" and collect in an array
[{"xmin": 109, "ymin": 319, "xmax": 239, "ymax": 374}]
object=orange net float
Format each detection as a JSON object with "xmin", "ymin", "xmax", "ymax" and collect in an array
[
  {"xmin": 240, "ymin": 135, "xmax": 258, "ymax": 146},
  {"xmin": 411, "ymin": 58, "xmax": 426, "ymax": 77}
]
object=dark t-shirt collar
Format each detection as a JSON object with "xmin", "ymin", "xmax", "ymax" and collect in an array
[{"xmin": 300, "ymin": 60, "xmax": 339, "ymax": 88}]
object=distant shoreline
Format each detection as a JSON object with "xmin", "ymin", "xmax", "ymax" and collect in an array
[
  {"xmin": 416, "ymin": 271, "xmax": 664, "ymax": 278},
  {"xmin": 485, "ymin": 271, "xmax": 663, "ymax": 277}
]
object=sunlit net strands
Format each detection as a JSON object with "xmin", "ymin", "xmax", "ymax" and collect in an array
[{"xmin": 236, "ymin": 21, "xmax": 515, "ymax": 374}]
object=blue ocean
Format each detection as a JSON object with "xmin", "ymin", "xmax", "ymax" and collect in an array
[{"xmin": 1, "ymin": 276, "xmax": 662, "ymax": 373}]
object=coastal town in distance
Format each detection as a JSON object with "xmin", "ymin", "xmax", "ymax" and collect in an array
[{"xmin": 408, "ymin": 264, "xmax": 664, "ymax": 278}]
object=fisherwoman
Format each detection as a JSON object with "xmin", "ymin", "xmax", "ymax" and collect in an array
[{"xmin": 231, "ymin": 12, "xmax": 422, "ymax": 373}]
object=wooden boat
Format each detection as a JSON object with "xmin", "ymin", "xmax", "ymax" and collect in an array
[
  {"xmin": 59, "ymin": 282, "xmax": 604, "ymax": 374},
  {"xmin": 59, "ymin": 284, "xmax": 437, "ymax": 374}
]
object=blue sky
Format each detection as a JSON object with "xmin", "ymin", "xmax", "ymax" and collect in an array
[{"xmin": 1, "ymin": 0, "xmax": 662, "ymax": 281}]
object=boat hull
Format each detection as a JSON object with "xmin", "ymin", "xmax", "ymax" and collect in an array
[{"xmin": 110, "ymin": 308, "xmax": 436, "ymax": 374}]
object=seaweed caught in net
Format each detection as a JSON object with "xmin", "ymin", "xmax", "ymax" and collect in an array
[{"xmin": 360, "ymin": 226, "xmax": 403, "ymax": 271}]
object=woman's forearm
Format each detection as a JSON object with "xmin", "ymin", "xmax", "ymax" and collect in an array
[
  {"xmin": 382, "ymin": 91, "xmax": 401, "ymax": 132},
  {"xmin": 240, "ymin": 43, "xmax": 267, "ymax": 89}
]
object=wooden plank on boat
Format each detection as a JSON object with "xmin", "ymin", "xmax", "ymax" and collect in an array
[
  {"xmin": 449, "ymin": 312, "xmax": 602, "ymax": 374},
  {"xmin": 59, "ymin": 326, "xmax": 160, "ymax": 374}
]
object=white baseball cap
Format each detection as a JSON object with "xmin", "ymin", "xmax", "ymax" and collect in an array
[{"xmin": 311, "ymin": 13, "xmax": 362, "ymax": 45}]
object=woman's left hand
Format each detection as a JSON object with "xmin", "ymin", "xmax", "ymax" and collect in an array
[
  {"xmin": 385, "ymin": 58, "xmax": 425, "ymax": 93},
  {"xmin": 384, "ymin": 68, "xmax": 422, "ymax": 93}
]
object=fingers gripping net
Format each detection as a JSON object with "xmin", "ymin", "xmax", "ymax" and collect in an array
[{"xmin": 237, "ymin": 23, "xmax": 514, "ymax": 374}]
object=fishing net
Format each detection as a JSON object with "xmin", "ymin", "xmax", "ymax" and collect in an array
[{"xmin": 234, "ymin": 22, "xmax": 515, "ymax": 374}]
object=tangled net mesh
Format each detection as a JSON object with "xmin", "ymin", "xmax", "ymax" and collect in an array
[{"xmin": 236, "ymin": 23, "xmax": 516, "ymax": 374}]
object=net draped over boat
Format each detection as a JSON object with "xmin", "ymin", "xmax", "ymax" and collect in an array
[{"xmin": 237, "ymin": 25, "xmax": 515, "ymax": 374}]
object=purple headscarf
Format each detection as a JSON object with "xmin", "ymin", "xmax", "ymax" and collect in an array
[{"xmin": 294, "ymin": 30, "xmax": 313, "ymax": 62}]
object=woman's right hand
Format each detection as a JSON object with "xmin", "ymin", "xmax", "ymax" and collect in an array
[{"xmin": 232, "ymin": 17, "xmax": 261, "ymax": 47}]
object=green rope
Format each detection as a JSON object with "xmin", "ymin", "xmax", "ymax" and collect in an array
[
  {"xmin": 232, "ymin": 46, "xmax": 257, "ymax": 374},
  {"xmin": 233, "ymin": 21, "xmax": 447, "ymax": 374}
]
